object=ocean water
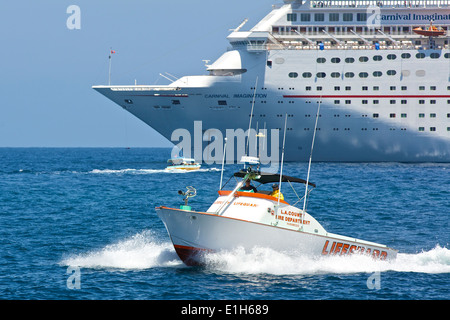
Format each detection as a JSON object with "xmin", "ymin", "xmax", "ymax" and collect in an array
[{"xmin": 0, "ymin": 148, "xmax": 448, "ymax": 301}]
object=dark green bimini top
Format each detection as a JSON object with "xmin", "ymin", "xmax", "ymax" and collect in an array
[{"xmin": 233, "ymin": 170, "xmax": 316, "ymax": 188}]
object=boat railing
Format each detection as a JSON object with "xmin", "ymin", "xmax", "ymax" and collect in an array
[
  {"xmin": 309, "ymin": 0, "xmax": 450, "ymax": 9},
  {"xmin": 265, "ymin": 41, "xmax": 448, "ymax": 50}
]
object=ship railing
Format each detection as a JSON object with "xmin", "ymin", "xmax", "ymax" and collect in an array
[
  {"xmin": 266, "ymin": 42, "xmax": 449, "ymax": 50},
  {"xmin": 309, "ymin": 0, "xmax": 450, "ymax": 9}
]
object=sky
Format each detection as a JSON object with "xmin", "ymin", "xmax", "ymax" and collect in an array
[{"xmin": 0, "ymin": 0, "xmax": 277, "ymax": 147}]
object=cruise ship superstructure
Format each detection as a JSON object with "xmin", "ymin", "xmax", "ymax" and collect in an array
[{"xmin": 93, "ymin": 0, "xmax": 450, "ymax": 162}]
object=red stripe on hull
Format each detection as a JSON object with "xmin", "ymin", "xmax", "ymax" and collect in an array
[{"xmin": 173, "ymin": 245, "xmax": 212, "ymax": 266}]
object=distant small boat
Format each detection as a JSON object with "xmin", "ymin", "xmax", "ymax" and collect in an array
[
  {"xmin": 166, "ymin": 157, "xmax": 201, "ymax": 171},
  {"xmin": 413, "ymin": 24, "xmax": 446, "ymax": 37}
]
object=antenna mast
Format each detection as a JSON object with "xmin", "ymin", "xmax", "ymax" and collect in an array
[{"xmin": 302, "ymin": 98, "xmax": 321, "ymax": 213}]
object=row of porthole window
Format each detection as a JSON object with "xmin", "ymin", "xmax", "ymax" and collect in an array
[
  {"xmin": 289, "ymin": 71, "xmax": 397, "ymax": 78},
  {"xmin": 315, "ymin": 53, "xmax": 447, "ymax": 64}
]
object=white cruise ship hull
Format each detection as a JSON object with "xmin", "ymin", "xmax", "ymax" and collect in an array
[{"xmin": 93, "ymin": 0, "xmax": 450, "ymax": 162}]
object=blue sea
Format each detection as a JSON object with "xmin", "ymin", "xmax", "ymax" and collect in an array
[{"xmin": 0, "ymin": 148, "xmax": 448, "ymax": 303}]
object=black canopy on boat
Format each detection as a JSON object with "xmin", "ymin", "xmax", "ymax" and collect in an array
[{"xmin": 233, "ymin": 170, "xmax": 316, "ymax": 188}]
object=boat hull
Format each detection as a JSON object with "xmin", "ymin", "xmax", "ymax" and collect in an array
[
  {"xmin": 156, "ymin": 206, "xmax": 397, "ymax": 266},
  {"xmin": 166, "ymin": 165, "xmax": 201, "ymax": 171}
]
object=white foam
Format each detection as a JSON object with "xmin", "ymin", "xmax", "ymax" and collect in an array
[
  {"xmin": 89, "ymin": 168, "xmax": 220, "ymax": 175},
  {"xmin": 203, "ymin": 245, "xmax": 450, "ymax": 275},
  {"xmin": 61, "ymin": 231, "xmax": 183, "ymax": 270},
  {"xmin": 61, "ymin": 232, "xmax": 449, "ymax": 275}
]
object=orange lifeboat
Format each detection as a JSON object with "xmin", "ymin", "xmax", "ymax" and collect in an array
[{"xmin": 413, "ymin": 24, "xmax": 446, "ymax": 37}]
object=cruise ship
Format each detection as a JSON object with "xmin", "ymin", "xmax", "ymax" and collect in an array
[{"xmin": 93, "ymin": 0, "xmax": 450, "ymax": 162}]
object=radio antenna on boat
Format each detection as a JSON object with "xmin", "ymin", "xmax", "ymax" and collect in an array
[
  {"xmin": 219, "ymin": 137, "xmax": 227, "ymax": 190},
  {"xmin": 278, "ymin": 114, "xmax": 288, "ymax": 207},
  {"xmin": 245, "ymin": 77, "xmax": 259, "ymax": 165},
  {"xmin": 303, "ymin": 97, "xmax": 322, "ymax": 213}
]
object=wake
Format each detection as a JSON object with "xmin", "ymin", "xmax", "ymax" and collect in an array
[
  {"xmin": 61, "ymin": 231, "xmax": 450, "ymax": 275},
  {"xmin": 90, "ymin": 167, "xmax": 221, "ymax": 175}
]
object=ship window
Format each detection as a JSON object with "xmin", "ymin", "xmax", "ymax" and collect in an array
[
  {"xmin": 387, "ymin": 70, "xmax": 397, "ymax": 76},
  {"xmin": 287, "ymin": 13, "xmax": 297, "ymax": 22},
  {"xmin": 373, "ymin": 55, "xmax": 383, "ymax": 61},
  {"xmin": 390, "ymin": 113, "xmax": 396, "ymax": 118},
  {"xmin": 419, "ymin": 113, "xmax": 425, "ymax": 118},
  {"xmin": 344, "ymin": 72, "xmax": 354, "ymax": 78},
  {"xmin": 334, "ymin": 100, "xmax": 340, "ymax": 104},
  {"xmin": 331, "ymin": 72, "xmax": 340, "ymax": 78},
  {"xmin": 419, "ymin": 86, "xmax": 425, "ymax": 90},
  {"xmin": 306, "ymin": 86, "xmax": 311, "ymax": 91},
  {"xmin": 345, "ymin": 57, "xmax": 355, "ymax": 63},
  {"xmin": 430, "ymin": 100, "xmax": 436, "ymax": 104},
  {"xmin": 329, "ymin": 13, "xmax": 339, "ymax": 22},
  {"xmin": 357, "ymin": 13, "xmax": 367, "ymax": 21},
  {"xmin": 430, "ymin": 86, "xmax": 436, "ymax": 90},
  {"xmin": 416, "ymin": 70, "xmax": 426, "ymax": 77},
  {"xmin": 316, "ymin": 72, "xmax": 326, "ymax": 78},
  {"xmin": 390, "ymin": 86, "xmax": 396, "ymax": 90},
  {"xmin": 373, "ymin": 113, "xmax": 379, "ymax": 118},
  {"xmin": 331, "ymin": 57, "xmax": 341, "ymax": 63},
  {"xmin": 362, "ymin": 86, "xmax": 368, "ymax": 91},
  {"xmin": 373, "ymin": 71, "xmax": 382, "ymax": 77},
  {"xmin": 445, "ymin": 53, "xmax": 450, "ymax": 59},
  {"xmin": 267, "ymin": 60, "xmax": 272, "ymax": 67},
  {"xmin": 317, "ymin": 86, "xmax": 323, "ymax": 91},
  {"xmin": 302, "ymin": 72, "xmax": 312, "ymax": 78},
  {"xmin": 317, "ymin": 57, "xmax": 326, "ymax": 63},
  {"xmin": 373, "ymin": 86, "xmax": 379, "ymax": 91},
  {"xmin": 430, "ymin": 113, "xmax": 436, "ymax": 118},
  {"xmin": 359, "ymin": 56, "xmax": 369, "ymax": 62},
  {"xmin": 430, "ymin": 127, "xmax": 436, "ymax": 132},
  {"xmin": 402, "ymin": 86, "xmax": 407, "ymax": 90},
  {"xmin": 345, "ymin": 100, "xmax": 351, "ymax": 104},
  {"xmin": 345, "ymin": 86, "xmax": 351, "ymax": 91},
  {"xmin": 416, "ymin": 53, "xmax": 425, "ymax": 59},
  {"xmin": 401, "ymin": 113, "xmax": 407, "ymax": 117},
  {"xmin": 419, "ymin": 100, "xmax": 425, "ymax": 104},
  {"xmin": 314, "ymin": 13, "xmax": 325, "ymax": 22},
  {"xmin": 124, "ymin": 99, "xmax": 133, "ymax": 104},
  {"xmin": 362, "ymin": 100, "xmax": 368, "ymax": 104},
  {"xmin": 301, "ymin": 13, "xmax": 311, "ymax": 21},
  {"xmin": 419, "ymin": 127, "xmax": 425, "ymax": 131},
  {"xmin": 430, "ymin": 53, "xmax": 440, "ymax": 59},
  {"xmin": 401, "ymin": 100, "xmax": 407, "ymax": 104},
  {"xmin": 359, "ymin": 72, "xmax": 368, "ymax": 78},
  {"xmin": 334, "ymin": 86, "xmax": 340, "ymax": 91},
  {"xmin": 289, "ymin": 72, "xmax": 298, "ymax": 78},
  {"xmin": 390, "ymin": 100, "xmax": 396, "ymax": 105},
  {"xmin": 387, "ymin": 54, "xmax": 397, "ymax": 60},
  {"xmin": 373, "ymin": 100, "xmax": 379, "ymax": 104},
  {"xmin": 401, "ymin": 53, "xmax": 411, "ymax": 59},
  {"xmin": 343, "ymin": 13, "xmax": 353, "ymax": 21}
]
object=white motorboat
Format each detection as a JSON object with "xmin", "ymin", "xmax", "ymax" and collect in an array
[
  {"xmin": 166, "ymin": 157, "xmax": 201, "ymax": 171},
  {"xmin": 156, "ymin": 162, "xmax": 398, "ymax": 266}
]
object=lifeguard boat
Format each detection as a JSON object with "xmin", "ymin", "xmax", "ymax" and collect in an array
[{"xmin": 156, "ymin": 158, "xmax": 398, "ymax": 266}]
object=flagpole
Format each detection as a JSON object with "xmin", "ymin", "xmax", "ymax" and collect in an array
[{"xmin": 108, "ymin": 48, "xmax": 112, "ymax": 86}]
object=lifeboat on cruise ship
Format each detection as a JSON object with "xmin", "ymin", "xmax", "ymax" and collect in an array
[{"xmin": 413, "ymin": 24, "xmax": 446, "ymax": 37}]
